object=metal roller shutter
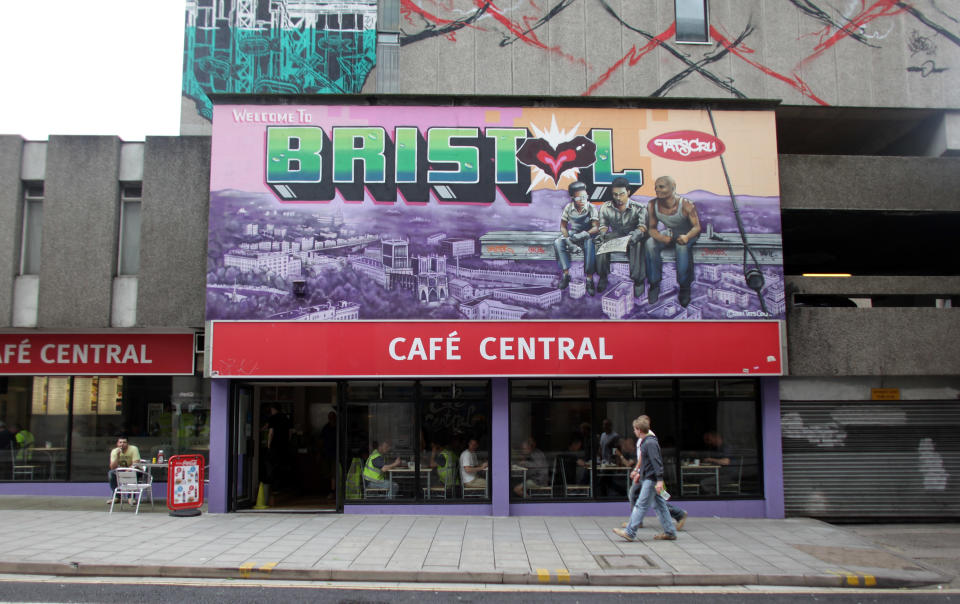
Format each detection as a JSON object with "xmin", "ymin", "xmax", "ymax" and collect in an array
[{"xmin": 782, "ymin": 400, "xmax": 960, "ymax": 519}]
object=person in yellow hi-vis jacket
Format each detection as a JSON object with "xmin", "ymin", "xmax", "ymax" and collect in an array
[{"xmin": 363, "ymin": 440, "xmax": 402, "ymax": 498}]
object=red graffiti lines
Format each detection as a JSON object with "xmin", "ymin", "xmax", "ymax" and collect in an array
[
  {"xmin": 798, "ymin": 0, "xmax": 908, "ymax": 68},
  {"xmin": 401, "ymin": 0, "xmax": 457, "ymax": 26},
  {"xmin": 584, "ymin": 24, "xmax": 675, "ymax": 96},
  {"xmin": 476, "ymin": 0, "xmax": 586, "ymax": 66},
  {"xmin": 710, "ymin": 26, "xmax": 829, "ymax": 106}
]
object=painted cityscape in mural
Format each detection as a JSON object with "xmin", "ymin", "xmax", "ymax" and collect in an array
[
  {"xmin": 206, "ymin": 105, "xmax": 785, "ymax": 323},
  {"xmin": 183, "ymin": 0, "xmax": 377, "ymax": 121}
]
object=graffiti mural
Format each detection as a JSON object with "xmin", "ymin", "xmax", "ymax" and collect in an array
[
  {"xmin": 183, "ymin": 0, "xmax": 377, "ymax": 121},
  {"xmin": 206, "ymin": 104, "xmax": 784, "ymax": 324},
  {"xmin": 398, "ymin": 0, "xmax": 960, "ymax": 105}
]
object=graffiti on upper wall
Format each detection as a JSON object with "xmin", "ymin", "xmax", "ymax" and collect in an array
[
  {"xmin": 183, "ymin": 0, "xmax": 377, "ymax": 121},
  {"xmin": 399, "ymin": 0, "xmax": 960, "ymax": 104}
]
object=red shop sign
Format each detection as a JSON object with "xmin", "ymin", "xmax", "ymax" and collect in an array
[
  {"xmin": 208, "ymin": 320, "xmax": 783, "ymax": 378},
  {"xmin": 0, "ymin": 332, "xmax": 195, "ymax": 375},
  {"xmin": 646, "ymin": 130, "xmax": 725, "ymax": 161}
]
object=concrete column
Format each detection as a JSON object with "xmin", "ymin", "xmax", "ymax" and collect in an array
[
  {"xmin": 761, "ymin": 376, "xmax": 785, "ymax": 518},
  {"xmin": 207, "ymin": 379, "xmax": 230, "ymax": 513},
  {"xmin": 491, "ymin": 378, "xmax": 510, "ymax": 516}
]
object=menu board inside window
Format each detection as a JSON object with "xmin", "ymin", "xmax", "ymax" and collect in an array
[{"xmin": 97, "ymin": 377, "xmax": 121, "ymax": 415}]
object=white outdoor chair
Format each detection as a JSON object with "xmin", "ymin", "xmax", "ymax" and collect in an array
[
  {"xmin": 10, "ymin": 443, "xmax": 37, "ymax": 480},
  {"xmin": 109, "ymin": 467, "xmax": 154, "ymax": 514}
]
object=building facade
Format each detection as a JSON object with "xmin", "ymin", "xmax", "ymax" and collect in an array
[{"xmin": 2, "ymin": 0, "xmax": 959, "ymax": 519}]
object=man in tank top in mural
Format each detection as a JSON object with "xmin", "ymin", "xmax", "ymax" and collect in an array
[{"xmin": 644, "ymin": 176, "xmax": 702, "ymax": 308}]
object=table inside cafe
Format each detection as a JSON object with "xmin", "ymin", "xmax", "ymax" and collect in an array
[
  {"xmin": 386, "ymin": 460, "xmax": 419, "ymax": 496},
  {"xmin": 32, "ymin": 444, "xmax": 67, "ymax": 480},
  {"xmin": 680, "ymin": 460, "xmax": 720, "ymax": 495}
]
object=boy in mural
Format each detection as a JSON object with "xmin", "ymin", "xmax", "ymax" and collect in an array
[
  {"xmin": 596, "ymin": 177, "xmax": 648, "ymax": 297},
  {"xmin": 553, "ymin": 181, "xmax": 600, "ymax": 295},
  {"xmin": 645, "ymin": 176, "xmax": 702, "ymax": 307}
]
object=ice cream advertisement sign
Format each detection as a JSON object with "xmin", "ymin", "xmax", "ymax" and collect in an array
[{"xmin": 207, "ymin": 104, "xmax": 784, "ymax": 328}]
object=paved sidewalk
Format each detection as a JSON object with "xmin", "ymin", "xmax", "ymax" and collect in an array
[{"xmin": 0, "ymin": 497, "xmax": 948, "ymax": 589}]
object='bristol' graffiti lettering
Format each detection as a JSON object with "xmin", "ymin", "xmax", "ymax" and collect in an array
[{"xmin": 264, "ymin": 125, "xmax": 643, "ymax": 205}]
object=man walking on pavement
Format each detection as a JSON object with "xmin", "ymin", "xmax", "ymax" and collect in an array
[
  {"xmin": 622, "ymin": 424, "xmax": 688, "ymax": 531},
  {"xmin": 614, "ymin": 415, "xmax": 677, "ymax": 541}
]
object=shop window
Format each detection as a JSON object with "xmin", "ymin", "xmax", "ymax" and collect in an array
[
  {"xmin": 19, "ymin": 183, "xmax": 43, "ymax": 275},
  {"xmin": 345, "ymin": 380, "xmax": 491, "ymax": 503},
  {"xmin": 70, "ymin": 375, "xmax": 210, "ymax": 482},
  {"xmin": 0, "ymin": 375, "xmax": 208, "ymax": 482},
  {"xmin": 0, "ymin": 377, "xmax": 69, "ymax": 481},
  {"xmin": 675, "ymin": 0, "xmax": 709, "ymax": 43},
  {"xmin": 510, "ymin": 400, "xmax": 591, "ymax": 501},
  {"xmin": 117, "ymin": 184, "xmax": 142, "ymax": 275},
  {"xmin": 509, "ymin": 378, "xmax": 761, "ymax": 502},
  {"xmin": 594, "ymin": 395, "xmax": 676, "ymax": 501},
  {"xmin": 679, "ymin": 394, "xmax": 761, "ymax": 498}
]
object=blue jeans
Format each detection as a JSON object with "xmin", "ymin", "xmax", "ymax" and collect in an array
[
  {"xmin": 554, "ymin": 235, "xmax": 596, "ymax": 275},
  {"xmin": 629, "ymin": 481, "xmax": 685, "ymax": 521},
  {"xmin": 645, "ymin": 234, "xmax": 699, "ymax": 288},
  {"xmin": 626, "ymin": 479, "xmax": 676, "ymax": 538}
]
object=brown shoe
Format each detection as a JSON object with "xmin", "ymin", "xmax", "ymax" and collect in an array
[
  {"xmin": 621, "ymin": 521, "xmax": 643, "ymax": 529},
  {"xmin": 675, "ymin": 513, "xmax": 687, "ymax": 531},
  {"xmin": 654, "ymin": 533, "xmax": 677, "ymax": 541},
  {"xmin": 612, "ymin": 528, "xmax": 636, "ymax": 542}
]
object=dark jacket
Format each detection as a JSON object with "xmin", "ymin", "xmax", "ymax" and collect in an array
[{"xmin": 638, "ymin": 433, "xmax": 664, "ymax": 482}]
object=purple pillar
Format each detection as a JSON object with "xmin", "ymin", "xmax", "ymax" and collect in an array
[
  {"xmin": 207, "ymin": 379, "xmax": 230, "ymax": 513},
  {"xmin": 491, "ymin": 378, "xmax": 510, "ymax": 517},
  {"xmin": 761, "ymin": 376, "xmax": 784, "ymax": 518}
]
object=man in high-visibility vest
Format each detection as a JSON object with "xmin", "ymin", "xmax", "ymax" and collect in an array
[
  {"xmin": 429, "ymin": 438, "xmax": 458, "ymax": 493},
  {"xmin": 363, "ymin": 440, "xmax": 403, "ymax": 498},
  {"xmin": 13, "ymin": 424, "xmax": 34, "ymax": 463}
]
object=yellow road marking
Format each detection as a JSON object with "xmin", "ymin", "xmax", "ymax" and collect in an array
[
  {"xmin": 536, "ymin": 568, "xmax": 550, "ymax": 583},
  {"xmin": 556, "ymin": 569, "xmax": 570, "ymax": 583},
  {"xmin": 846, "ymin": 574, "xmax": 859, "ymax": 586},
  {"xmin": 862, "ymin": 574, "xmax": 876, "ymax": 586},
  {"xmin": 259, "ymin": 562, "xmax": 278, "ymax": 573},
  {"xmin": 238, "ymin": 562, "xmax": 256, "ymax": 578}
]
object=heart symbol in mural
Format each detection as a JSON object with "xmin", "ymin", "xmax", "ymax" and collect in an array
[{"xmin": 516, "ymin": 136, "xmax": 597, "ymax": 181}]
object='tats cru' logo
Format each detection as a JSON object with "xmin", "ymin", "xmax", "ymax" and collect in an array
[{"xmin": 646, "ymin": 130, "xmax": 725, "ymax": 162}]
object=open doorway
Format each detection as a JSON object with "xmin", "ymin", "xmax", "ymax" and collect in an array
[{"xmin": 230, "ymin": 382, "xmax": 339, "ymax": 512}]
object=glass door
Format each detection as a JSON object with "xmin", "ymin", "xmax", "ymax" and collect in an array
[{"xmin": 229, "ymin": 383, "xmax": 255, "ymax": 510}]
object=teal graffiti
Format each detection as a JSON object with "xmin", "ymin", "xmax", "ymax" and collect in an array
[{"xmin": 183, "ymin": 1, "xmax": 377, "ymax": 121}]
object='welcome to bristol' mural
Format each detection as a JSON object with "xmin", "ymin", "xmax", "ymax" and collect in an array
[{"xmin": 206, "ymin": 105, "xmax": 784, "ymax": 323}]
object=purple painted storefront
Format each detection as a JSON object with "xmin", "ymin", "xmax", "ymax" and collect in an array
[{"xmin": 201, "ymin": 377, "xmax": 784, "ymax": 518}]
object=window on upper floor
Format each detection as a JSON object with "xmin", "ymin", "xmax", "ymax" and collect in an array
[
  {"xmin": 19, "ymin": 183, "xmax": 44, "ymax": 275},
  {"xmin": 675, "ymin": 0, "xmax": 709, "ymax": 44},
  {"xmin": 118, "ymin": 184, "xmax": 142, "ymax": 275}
]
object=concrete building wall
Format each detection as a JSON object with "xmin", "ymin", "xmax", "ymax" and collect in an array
[
  {"xmin": 38, "ymin": 136, "xmax": 121, "ymax": 328},
  {"xmin": 137, "ymin": 136, "xmax": 210, "ymax": 328},
  {"xmin": 784, "ymin": 275, "xmax": 960, "ymax": 376},
  {"xmin": 786, "ymin": 307, "xmax": 960, "ymax": 376},
  {"xmin": 779, "ymin": 155, "xmax": 960, "ymax": 211},
  {"xmin": 390, "ymin": 1, "xmax": 960, "ymax": 109},
  {"xmin": 0, "ymin": 136, "xmax": 24, "ymax": 326}
]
